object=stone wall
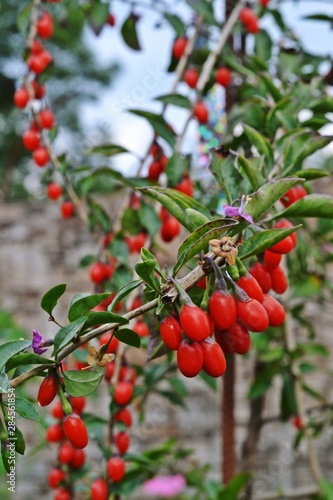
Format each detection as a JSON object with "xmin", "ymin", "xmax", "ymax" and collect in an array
[{"xmin": 1, "ymin": 201, "xmax": 333, "ymax": 500}]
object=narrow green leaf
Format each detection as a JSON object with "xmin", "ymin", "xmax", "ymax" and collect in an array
[
  {"xmin": 53, "ymin": 317, "xmax": 88, "ymax": 356},
  {"xmin": 155, "ymin": 93, "xmax": 192, "ymax": 110},
  {"xmin": 254, "ymin": 29, "xmax": 272, "ymax": 62},
  {"xmin": 210, "ymin": 152, "xmax": 243, "ymax": 205},
  {"xmin": 303, "ymin": 14, "xmax": 333, "ymax": 22},
  {"xmin": 188, "ymin": 0, "xmax": 218, "ymax": 26},
  {"xmin": 5, "ymin": 353, "xmax": 54, "ymax": 373},
  {"xmin": 83, "ymin": 312, "xmax": 128, "ymax": 329},
  {"xmin": 165, "ymin": 153, "xmax": 189, "ymax": 187},
  {"xmin": 164, "ymin": 13, "xmax": 185, "ymax": 36},
  {"xmin": 0, "ymin": 341, "xmax": 32, "ymax": 372},
  {"xmin": 293, "ymin": 169, "xmax": 330, "ymax": 180},
  {"xmin": 259, "ymin": 74, "xmax": 283, "ymax": 102},
  {"xmin": 282, "ymin": 136, "xmax": 333, "ymax": 175},
  {"xmin": 138, "ymin": 201, "xmax": 161, "ymax": 237},
  {"xmin": 238, "ymin": 226, "xmax": 301, "ymax": 260},
  {"xmin": 121, "ymin": 13, "xmax": 141, "ymax": 51},
  {"xmin": 135, "ymin": 260, "xmax": 161, "ymax": 292},
  {"xmin": 243, "ymin": 124, "xmax": 274, "ymax": 168},
  {"xmin": 87, "ymin": 144, "xmax": 129, "ymax": 156},
  {"xmin": 269, "ymin": 194, "xmax": 333, "ymax": 220},
  {"xmin": 88, "ymin": 1, "xmax": 109, "ymax": 35},
  {"xmin": 174, "ymin": 218, "xmax": 238, "ymax": 275},
  {"xmin": 243, "ymin": 177, "xmax": 302, "ymax": 222},
  {"xmin": 115, "ymin": 328, "xmax": 141, "ymax": 348},
  {"xmin": 6, "ymin": 397, "xmax": 39, "ymax": 421},
  {"xmin": 40, "ymin": 284, "xmax": 67, "ymax": 316},
  {"xmin": 129, "ymin": 110, "xmax": 176, "ymax": 146},
  {"xmin": 220, "ymin": 473, "xmax": 251, "ymax": 499},
  {"xmin": 68, "ymin": 293, "xmax": 111, "ymax": 322},
  {"xmin": 0, "ymin": 372, "xmax": 10, "ymax": 393},
  {"xmin": 309, "ymin": 97, "xmax": 333, "ymax": 113},
  {"xmin": 185, "ymin": 208, "xmax": 210, "ymax": 229},
  {"xmin": 62, "ymin": 370, "xmax": 103, "ymax": 397},
  {"xmin": 108, "ymin": 280, "xmax": 143, "ymax": 312},
  {"xmin": 237, "ymin": 155, "xmax": 259, "ymax": 191},
  {"xmin": 140, "ymin": 187, "xmax": 190, "ymax": 230},
  {"xmin": 15, "ymin": 427, "xmax": 26, "ymax": 455}
]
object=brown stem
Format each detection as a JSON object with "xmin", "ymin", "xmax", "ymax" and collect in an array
[
  {"xmin": 222, "ymin": 355, "xmax": 236, "ymax": 483},
  {"xmin": 240, "ymin": 361, "xmax": 266, "ymax": 500}
]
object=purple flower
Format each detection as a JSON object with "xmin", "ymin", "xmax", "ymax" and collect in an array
[
  {"xmin": 143, "ymin": 474, "xmax": 186, "ymax": 498},
  {"xmin": 223, "ymin": 195, "xmax": 253, "ymax": 224},
  {"xmin": 32, "ymin": 330, "xmax": 48, "ymax": 355}
]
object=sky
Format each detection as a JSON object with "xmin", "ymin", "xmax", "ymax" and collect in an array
[{"xmin": 79, "ymin": 0, "xmax": 333, "ymax": 175}]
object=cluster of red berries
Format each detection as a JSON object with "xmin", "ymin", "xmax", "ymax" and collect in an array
[
  {"xmin": 147, "ymin": 141, "xmax": 169, "ymax": 182},
  {"xmin": 240, "ymin": 7, "xmax": 260, "ymax": 34},
  {"xmin": 47, "ymin": 182, "xmax": 76, "ymax": 220},
  {"xmin": 184, "ymin": 66, "xmax": 231, "ymax": 90},
  {"xmin": 14, "ymin": 9, "xmax": 57, "ymax": 168},
  {"xmin": 37, "ymin": 375, "xmax": 88, "ymax": 500}
]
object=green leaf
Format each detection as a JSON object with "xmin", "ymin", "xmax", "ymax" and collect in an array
[
  {"xmin": 108, "ymin": 280, "xmax": 143, "ymax": 313},
  {"xmin": 220, "ymin": 473, "xmax": 251, "ymax": 499},
  {"xmin": 40, "ymin": 283, "xmax": 67, "ymax": 316},
  {"xmin": 87, "ymin": 144, "xmax": 129, "ymax": 156},
  {"xmin": 7, "ymin": 397, "xmax": 39, "ymax": 421},
  {"xmin": 155, "ymin": 93, "xmax": 192, "ymax": 110},
  {"xmin": 164, "ymin": 13, "xmax": 185, "ymax": 36},
  {"xmin": 115, "ymin": 328, "xmax": 141, "ymax": 348},
  {"xmin": 303, "ymin": 14, "xmax": 333, "ymax": 22},
  {"xmin": 248, "ymin": 363, "xmax": 279, "ymax": 399},
  {"xmin": 243, "ymin": 124, "xmax": 274, "ymax": 169},
  {"xmin": 301, "ymin": 382, "xmax": 325, "ymax": 402},
  {"xmin": 237, "ymin": 155, "xmax": 259, "ymax": 191},
  {"xmin": 138, "ymin": 201, "xmax": 161, "ymax": 237},
  {"xmin": 121, "ymin": 13, "xmax": 141, "ymax": 51},
  {"xmin": 259, "ymin": 74, "xmax": 283, "ymax": 102},
  {"xmin": 87, "ymin": 197, "xmax": 110, "ymax": 233},
  {"xmin": 188, "ymin": 0, "xmax": 218, "ymax": 26},
  {"xmin": 15, "ymin": 427, "xmax": 26, "ymax": 455},
  {"xmin": 293, "ymin": 169, "xmax": 330, "ymax": 180},
  {"xmin": 135, "ymin": 260, "xmax": 161, "ymax": 293},
  {"xmin": 84, "ymin": 312, "xmax": 128, "ymax": 329},
  {"xmin": 282, "ymin": 136, "xmax": 333, "ymax": 175},
  {"xmin": 210, "ymin": 152, "xmax": 243, "ymax": 205},
  {"xmin": 254, "ymin": 29, "xmax": 272, "ymax": 62},
  {"xmin": 280, "ymin": 371, "xmax": 297, "ymax": 421},
  {"xmin": 319, "ymin": 479, "xmax": 333, "ymax": 500},
  {"xmin": 0, "ymin": 372, "xmax": 11, "ymax": 393},
  {"xmin": 270, "ymin": 194, "xmax": 333, "ymax": 220},
  {"xmin": 53, "ymin": 317, "xmax": 88, "ymax": 356},
  {"xmin": 173, "ymin": 218, "xmax": 238, "ymax": 275},
  {"xmin": 88, "ymin": 1, "xmax": 109, "ymax": 35},
  {"xmin": 68, "ymin": 293, "xmax": 111, "ymax": 322},
  {"xmin": 129, "ymin": 110, "xmax": 175, "ymax": 146},
  {"xmin": 62, "ymin": 370, "xmax": 103, "ymax": 397},
  {"xmin": 165, "ymin": 153, "xmax": 189, "ymax": 187},
  {"xmin": 185, "ymin": 208, "xmax": 210, "ymax": 228},
  {"xmin": 0, "ymin": 341, "xmax": 32, "ymax": 372},
  {"xmin": 243, "ymin": 177, "xmax": 302, "ymax": 222},
  {"xmin": 309, "ymin": 97, "xmax": 333, "ymax": 114},
  {"xmin": 238, "ymin": 226, "xmax": 301, "ymax": 260},
  {"xmin": 5, "ymin": 353, "xmax": 54, "ymax": 373}
]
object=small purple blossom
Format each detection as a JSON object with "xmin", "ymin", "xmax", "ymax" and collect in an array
[
  {"xmin": 143, "ymin": 474, "xmax": 186, "ymax": 498},
  {"xmin": 32, "ymin": 330, "xmax": 48, "ymax": 355},
  {"xmin": 223, "ymin": 195, "xmax": 253, "ymax": 224}
]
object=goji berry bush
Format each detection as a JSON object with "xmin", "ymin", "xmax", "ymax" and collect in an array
[{"xmin": 2, "ymin": 0, "xmax": 333, "ymax": 499}]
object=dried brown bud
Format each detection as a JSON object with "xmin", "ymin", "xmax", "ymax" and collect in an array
[{"xmin": 209, "ymin": 237, "xmax": 238, "ymax": 266}]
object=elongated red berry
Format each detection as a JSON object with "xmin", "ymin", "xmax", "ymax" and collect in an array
[
  {"xmin": 249, "ymin": 262, "xmax": 272, "ymax": 293},
  {"xmin": 160, "ymin": 316, "xmax": 183, "ymax": 350},
  {"xmin": 47, "ymin": 182, "xmax": 63, "ymax": 201},
  {"xmin": 215, "ymin": 67, "xmax": 231, "ymax": 87},
  {"xmin": 184, "ymin": 68, "xmax": 199, "ymax": 88},
  {"xmin": 269, "ymin": 235, "xmax": 294, "ymax": 254},
  {"xmin": 14, "ymin": 88, "xmax": 29, "ymax": 108},
  {"xmin": 91, "ymin": 478, "xmax": 109, "ymax": 500},
  {"xmin": 261, "ymin": 294, "xmax": 285, "ymax": 327},
  {"xmin": 237, "ymin": 274, "xmax": 264, "ymax": 303},
  {"xmin": 38, "ymin": 375, "xmax": 58, "ymax": 406},
  {"xmin": 237, "ymin": 299, "xmax": 269, "ymax": 332},
  {"xmin": 179, "ymin": 304, "xmax": 211, "ymax": 342},
  {"xmin": 23, "ymin": 129, "xmax": 40, "ymax": 151},
  {"xmin": 215, "ymin": 321, "xmax": 250, "ymax": 355},
  {"xmin": 263, "ymin": 250, "xmax": 282, "ymax": 271},
  {"xmin": 209, "ymin": 290, "xmax": 237, "ymax": 330},
  {"xmin": 33, "ymin": 147, "xmax": 49, "ymax": 167},
  {"xmin": 275, "ymin": 219, "xmax": 297, "ymax": 248},
  {"xmin": 106, "ymin": 456, "xmax": 126, "ymax": 482},
  {"xmin": 48, "ymin": 468, "xmax": 66, "ymax": 489},
  {"xmin": 36, "ymin": 12, "xmax": 54, "ymax": 39},
  {"xmin": 194, "ymin": 102, "xmax": 209, "ymax": 124},
  {"xmin": 173, "ymin": 37, "xmax": 187, "ymax": 59},
  {"xmin": 269, "ymin": 266, "xmax": 288, "ymax": 294},
  {"xmin": 177, "ymin": 340, "xmax": 203, "ymax": 378},
  {"xmin": 115, "ymin": 431, "xmax": 130, "ymax": 454},
  {"xmin": 63, "ymin": 413, "xmax": 88, "ymax": 449},
  {"xmin": 201, "ymin": 338, "xmax": 226, "ymax": 377},
  {"xmin": 114, "ymin": 381, "xmax": 133, "ymax": 406}
]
